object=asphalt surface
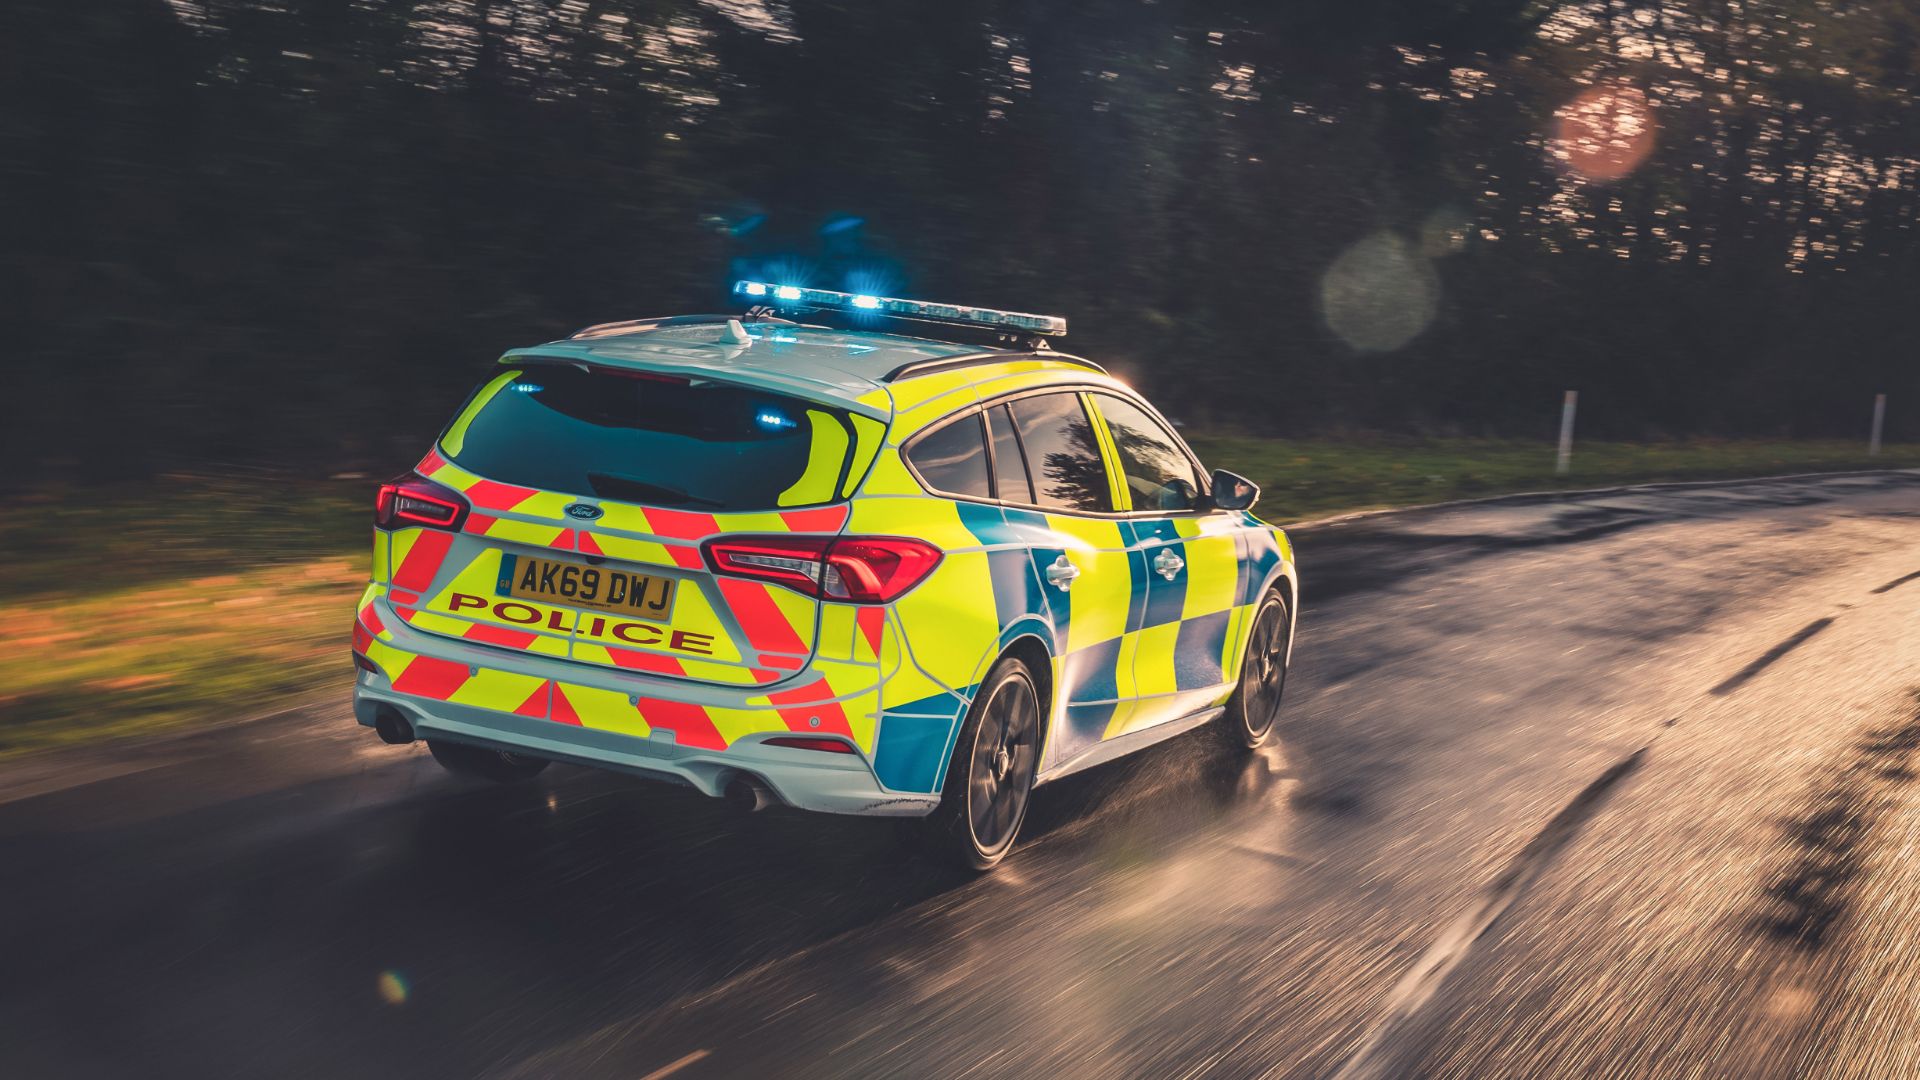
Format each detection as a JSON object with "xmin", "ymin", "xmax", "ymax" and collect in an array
[{"xmin": 5, "ymin": 471, "xmax": 1919, "ymax": 1079}]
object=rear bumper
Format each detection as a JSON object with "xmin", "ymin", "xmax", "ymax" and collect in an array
[{"xmin": 352, "ymin": 675, "xmax": 937, "ymax": 817}]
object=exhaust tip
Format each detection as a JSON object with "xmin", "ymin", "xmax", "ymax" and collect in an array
[
  {"xmin": 373, "ymin": 708, "xmax": 416, "ymax": 746},
  {"xmin": 724, "ymin": 773, "xmax": 776, "ymax": 814}
]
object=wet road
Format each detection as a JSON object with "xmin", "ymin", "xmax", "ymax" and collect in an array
[{"xmin": 5, "ymin": 471, "xmax": 1919, "ymax": 1079}]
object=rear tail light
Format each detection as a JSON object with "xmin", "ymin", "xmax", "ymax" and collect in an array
[
  {"xmin": 705, "ymin": 536, "xmax": 833, "ymax": 593},
  {"xmin": 375, "ymin": 473, "xmax": 469, "ymax": 531},
  {"xmin": 703, "ymin": 535, "xmax": 942, "ymax": 604},
  {"xmin": 763, "ymin": 736, "xmax": 857, "ymax": 754}
]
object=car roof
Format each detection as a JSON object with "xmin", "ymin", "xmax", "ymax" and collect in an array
[{"xmin": 502, "ymin": 323, "xmax": 1101, "ymax": 420}]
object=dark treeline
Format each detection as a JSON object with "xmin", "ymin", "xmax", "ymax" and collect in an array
[{"xmin": 6, "ymin": 0, "xmax": 1920, "ymax": 483}]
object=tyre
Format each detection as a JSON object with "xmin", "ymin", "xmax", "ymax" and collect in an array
[
  {"xmin": 921, "ymin": 654, "xmax": 1044, "ymax": 871},
  {"xmin": 1221, "ymin": 590, "xmax": 1290, "ymax": 750},
  {"xmin": 427, "ymin": 739, "xmax": 552, "ymax": 783}
]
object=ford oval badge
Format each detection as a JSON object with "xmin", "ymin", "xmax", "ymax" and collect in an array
[{"xmin": 565, "ymin": 503, "xmax": 603, "ymax": 521}]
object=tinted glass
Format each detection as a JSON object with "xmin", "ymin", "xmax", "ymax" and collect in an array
[
  {"xmin": 985, "ymin": 404, "xmax": 1034, "ymax": 504},
  {"xmin": 907, "ymin": 413, "xmax": 993, "ymax": 499},
  {"xmin": 1092, "ymin": 394, "xmax": 1202, "ymax": 512},
  {"xmin": 449, "ymin": 367, "xmax": 853, "ymax": 510},
  {"xmin": 1006, "ymin": 393, "xmax": 1113, "ymax": 513}
]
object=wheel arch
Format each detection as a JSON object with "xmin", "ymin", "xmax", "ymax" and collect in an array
[
  {"xmin": 981, "ymin": 628, "xmax": 1056, "ymax": 776},
  {"xmin": 1272, "ymin": 565, "xmax": 1299, "ymax": 665},
  {"xmin": 997, "ymin": 632, "xmax": 1055, "ymax": 737}
]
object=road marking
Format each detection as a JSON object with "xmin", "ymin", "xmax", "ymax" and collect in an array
[
  {"xmin": 1327, "ymin": 745, "xmax": 1649, "ymax": 1080},
  {"xmin": 1871, "ymin": 570, "xmax": 1920, "ymax": 595},
  {"xmin": 638, "ymin": 1049, "xmax": 711, "ymax": 1080},
  {"xmin": 1708, "ymin": 618, "xmax": 1834, "ymax": 697}
]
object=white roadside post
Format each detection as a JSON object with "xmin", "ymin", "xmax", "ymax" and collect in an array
[
  {"xmin": 1556, "ymin": 390, "xmax": 1578, "ymax": 476},
  {"xmin": 1870, "ymin": 393, "xmax": 1886, "ymax": 457}
]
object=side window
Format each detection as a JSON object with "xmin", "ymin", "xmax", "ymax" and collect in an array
[
  {"xmin": 905, "ymin": 412, "xmax": 993, "ymax": 500},
  {"xmin": 984, "ymin": 404, "xmax": 1034, "ymax": 505},
  {"xmin": 1091, "ymin": 394, "xmax": 1202, "ymax": 512},
  {"xmin": 1006, "ymin": 393, "xmax": 1113, "ymax": 513}
]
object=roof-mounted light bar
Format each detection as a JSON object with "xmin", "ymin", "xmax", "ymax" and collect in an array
[{"xmin": 733, "ymin": 281, "xmax": 1067, "ymax": 337}]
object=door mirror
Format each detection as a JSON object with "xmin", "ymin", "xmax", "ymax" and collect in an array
[{"xmin": 1207, "ymin": 469, "xmax": 1259, "ymax": 512}]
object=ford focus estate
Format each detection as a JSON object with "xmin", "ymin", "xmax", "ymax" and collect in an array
[{"xmin": 351, "ymin": 284, "xmax": 1298, "ymax": 868}]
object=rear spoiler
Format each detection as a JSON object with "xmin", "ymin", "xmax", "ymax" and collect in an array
[{"xmin": 500, "ymin": 343, "xmax": 892, "ymax": 422}]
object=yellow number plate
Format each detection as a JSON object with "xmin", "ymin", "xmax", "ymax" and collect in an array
[{"xmin": 497, "ymin": 554, "xmax": 674, "ymax": 621}]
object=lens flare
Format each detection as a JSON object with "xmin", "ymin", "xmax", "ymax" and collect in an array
[
  {"xmin": 377, "ymin": 970, "xmax": 409, "ymax": 1005},
  {"xmin": 1552, "ymin": 82, "xmax": 1656, "ymax": 182},
  {"xmin": 1318, "ymin": 231, "xmax": 1439, "ymax": 353}
]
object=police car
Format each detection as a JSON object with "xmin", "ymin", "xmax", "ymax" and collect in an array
[{"xmin": 352, "ymin": 283, "xmax": 1298, "ymax": 868}]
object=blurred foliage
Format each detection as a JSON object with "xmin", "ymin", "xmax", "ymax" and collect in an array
[
  {"xmin": 5, "ymin": 0, "xmax": 1920, "ymax": 486},
  {"xmin": 0, "ymin": 474, "xmax": 369, "ymax": 599},
  {"xmin": 0, "ymin": 555, "xmax": 363, "ymax": 757}
]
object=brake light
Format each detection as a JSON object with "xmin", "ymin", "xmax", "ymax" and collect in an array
[
  {"xmin": 826, "ymin": 538, "xmax": 943, "ymax": 602},
  {"xmin": 703, "ymin": 535, "xmax": 942, "ymax": 603},
  {"xmin": 375, "ymin": 473, "xmax": 469, "ymax": 531},
  {"xmin": 764, "ymin": 736, "xmax": 857, "ymax": 754}
]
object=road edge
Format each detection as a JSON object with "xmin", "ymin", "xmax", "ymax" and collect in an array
[{"xmin": 1282, "ymin": 466, "xmax": 1920, "ymax": 533}]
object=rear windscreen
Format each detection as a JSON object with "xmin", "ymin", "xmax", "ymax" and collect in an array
[{"xmin": 445, "ymin": 367, "xmax": 857, "ymax": 511}]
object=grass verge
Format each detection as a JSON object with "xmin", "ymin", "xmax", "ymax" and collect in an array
[
  {"xmin": 1184, "ymin": 437, "xmax": 1920, "ymax": 522},
  {"xmin": 3, "ymin": 440, "xmax": 1915, "ymax": 758}
]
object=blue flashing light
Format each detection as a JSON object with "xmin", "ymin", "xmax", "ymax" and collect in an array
[
  {"xmin": 756, "ymin": 409, "xmax": 798, "ymax": 431},
  {"xmin": 514, "ymin": 383, "xmax": 543, "ymax": 393},
  {"xmin": 729, "ymin": 280, "xmax": 1067, "ymax": 336}
]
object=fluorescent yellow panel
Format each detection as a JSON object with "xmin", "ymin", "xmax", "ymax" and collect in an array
[
  {"xmin": 478, "ymin": 518, "xmax": 566, "ymax": 548},
  {"xmin": 447, "ymin": 668, "xmax": 546, "ymax": 713},
  {"xmin": 1081, "ymin": 392, "xmax": 1129, "ymax": 512},
  {"xmin": 1129, "ymin": 622, "xmax": 1182, "ymax": 698},
  {"xmin": 847, "ymin": 494, "xmax": 981, "ymax": 549},
  {"xmin": 778, "ymin": 410, "xmax": 851, "ymax": 507},
  {"xmin": 707, "ymin": 706, "xmax": 784, "ymax": 746},
  {"xmin": 816, "ymin": 604, "xmax": 858, "ymax": 661},
  {"xmin": 564, "ymin": 683, "xmax": 650, "ymax": 736},
  {"xmin": 1181, "ymin": 534, "xmax": 1238, "ymax": 620},
  {"xmin": 888, "ymin": 371, "xmax": 981, "ymax": 415},
  {"xmin": 511, "ymin": 491, "xmax": 577, "ymax": 519},
  {"xmin": 842, "ymin": 414, "xmax": 888, "ymax": 498},
  {"xmin": 440, "ymin": 370, "xmax": 518, "ymax": 458},
  {"xmin": 584, "ymin": 531, "xmax": 678, "ymax": 569},
  {"xmin": 1045, "ymin": 515, "xmax": 1129, "ymax": 651},
  {"xmin": 858, "ymin": 450, "xmax": 926, "ymax": 497},
  {"xmin": 894, "ymin": 549, "xmax": 999, "ymax": 687}
]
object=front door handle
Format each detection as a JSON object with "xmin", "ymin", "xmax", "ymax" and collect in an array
[
  {"xmin": 1045, "ymin": 554, "xmax": 1081, "ymax": 592},
  {"xmin": 1153, "ymin": 549, "xmax": 1185, "ymax": 581}
]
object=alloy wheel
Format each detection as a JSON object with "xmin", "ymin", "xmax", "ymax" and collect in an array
[{"xmin": 966, "ymin": 673, "xmax": 1040, "ymax": 855}]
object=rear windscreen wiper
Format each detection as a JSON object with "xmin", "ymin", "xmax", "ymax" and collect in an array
[{"xmin": 587, "ymin": 472, "xmax": 725, "ymax": 509}]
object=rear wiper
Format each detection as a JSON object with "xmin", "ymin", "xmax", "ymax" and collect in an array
[{"xmin": 587, "ymin": 472, "xmax": 725, "ymax": 509}]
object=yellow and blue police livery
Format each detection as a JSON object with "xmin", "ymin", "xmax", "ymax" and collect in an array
[{"xmin": 351, "ymin": 283, "xmax": 1297, "ymax": 869}]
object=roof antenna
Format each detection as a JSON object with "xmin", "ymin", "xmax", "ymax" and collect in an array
[{"xmin": 721, "ymin": 319, "xmax": 752, "ymax": 346}]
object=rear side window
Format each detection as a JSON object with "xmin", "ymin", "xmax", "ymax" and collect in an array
[
  {"xmin": 445, "ymin": 367, "xmax": 856, "ymax": 510},
  {"xmin": 906, "ymin": 414, "xmax": 992, "ymax": 500},
  {"xmin": 1006, "ymin": 393, "xmax": 1113, "ymax": 513},
  {"xmin": 984, "ymin": 405, "xmax": 1033, "ymax": 504}
]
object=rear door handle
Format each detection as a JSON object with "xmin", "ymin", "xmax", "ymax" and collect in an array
[
  {"xmin": 1153, "ymin": 549, "xmax": 1185, "ymax": 580},
  {"xmin": 1045, "ymin": 554, "xmax": 1081, "ymax": 591}
]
